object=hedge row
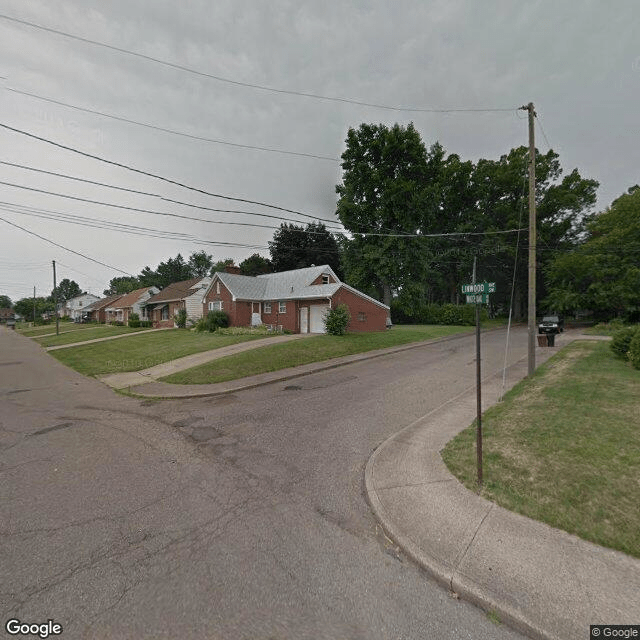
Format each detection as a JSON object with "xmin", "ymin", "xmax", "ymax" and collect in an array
[{"xmin": 391, "ymin": 301, "xmax": 487, "ymax": 326}]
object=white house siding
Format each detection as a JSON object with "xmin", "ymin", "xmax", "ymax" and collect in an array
[{"xmin": 185, "ymin": 291, "xmax": 205, "ymax": 320}]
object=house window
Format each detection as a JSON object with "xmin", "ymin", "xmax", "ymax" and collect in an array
[
  {"xmin": 216, "ymin": 281, "xmax": 220, "ymax": 295},
  {"xmin": 278, "ymin": 301, "xmax": 286, "ymax": 313},
  {"xmin": 358, "ymin": 312, "xmax": 367, "ymax": 322},
  {"xmin": 264, "ymin": 302, "xmax": 272, "ymax": 314},
  {"xmin": 209, "ymin": 301, "xmax": 223, "ymax": 311},
  {"xmin": 322, "ymin": 274, "xmax": 330, "ymax": 284},
  {"xmin": 161, "ymin": 306, "xmax": 169, "ymax": 320}
]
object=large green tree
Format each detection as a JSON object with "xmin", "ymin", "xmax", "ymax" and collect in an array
[
  {"xmin": 14, "ymin": 296, "xmax": 55, "ymax": 319},
  {"xmin": 0, "ymin": 295, "xmax": 12, "ymax": 308},
  {"xmin": 268, "ymin": 222, "xmax": 342, "ymax": 276},
  {"xmin": 51, "ymin": 278, "xmax": 82, "ymax": 302},
  {"xmin": 104, "ymin": 276, "xmax": 140, "ymax": 296},
  {"xmin": 187, "ymin": 251, "xmax": 214, "ymax": 278},
  {"xmin": 239, "ymin": 253, "xmax": 272, "ymax": 276},
  {"xmin": 546, "ymin": 186, "xmax": 640, "ymax": 320},
  {"xmin": 336, "ymin": 123, "xmax": 434, "ymax": 305}
]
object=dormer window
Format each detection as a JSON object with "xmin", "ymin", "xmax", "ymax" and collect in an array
[
  {"xmin": 322, "ymin": 274, "xmax": 330, "ymax": 285},
  {"xmin": 216, "ymin": 281, "xmax": 220, "ymax": 295}
]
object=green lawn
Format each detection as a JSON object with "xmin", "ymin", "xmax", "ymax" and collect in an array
[
  {"xmin": 442, "ymin": 340, "xmax": 640, "ymax": 558},
  {"xmin": 51, "ymin": 330, "xmax": 276, "ymax": 376},
  {"xmin": 160, "ymin": 324, "xmax": 472, "ymax": 385},
  {"xmin": 36, "ymin": 325, "xmax": 150, "ymax": 347},
  {"xmin": 18, "ymin": 323, "xmax": 105, "ymax": 337}
]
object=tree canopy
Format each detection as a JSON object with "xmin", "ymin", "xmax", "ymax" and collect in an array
[
  {"xmin": 52, "ymin": 278, "xmax": 82, "ymax": 302},
  {"xmin": 0, "ymin": 295, "xmax": 12, "ymax": 308},
  {"xmin": 239, "ymin": 253, "xmax": 272, "ymax": 276},
  {"xmin": 546, "ymin": 185, "xmax": 640, "ymax": 320},
  {"xmin": 269, "ymin": 222, "xmax": 342, "ymax": 276}
]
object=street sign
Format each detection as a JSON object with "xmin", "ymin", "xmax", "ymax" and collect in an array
[
  {"xmin": 461, "ymin": 282, "xmax": 496, "ymax": 295},
  {"xmin": 465, "ymin": 294, "xmax": 489, "ymax": 304}
]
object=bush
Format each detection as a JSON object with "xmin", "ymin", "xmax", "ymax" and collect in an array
[
  {"xmin": 195, "ymin": 310, "xmax": 230, "ymax": 332},
  {"xmin": 610, "ymin": 326, "xmax": 639, "ymax": 359},
  {"xmin": 175, "ymin": 308, "xmax": 187, "ymax": 329},
  {"xmin": 128, "ymin": 312, "xmax": 140, "ymax": 328},
  {"xmin": 627, "ymin": 330, "xmax": 640, "ymax": 369},
  {"xmin": 140, "ymin": 320, "xmax": 153, "ymax": 328},
  {"xmin": 324, "ymin": 304, "xmax": 350, "ymax": 336},
  {"xmin": 110, "ymin": 320, "xmax": 124, "ymax": 326}
]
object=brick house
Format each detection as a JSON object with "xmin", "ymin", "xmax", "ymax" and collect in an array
[
  {"xmin": 84, "ymin": 294, "xmax": 124, "ymax": 324},
  {"xmin": 143, "ymin": 277, "xmax": 210, "ymax": 328},
  {"xmin": 202, "ymin": 265, "xmax": 389, "ymax": 333}
]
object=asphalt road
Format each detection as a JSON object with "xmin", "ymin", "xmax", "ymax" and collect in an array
[{"xmin": 0, "ymin": 326, "xmax": 530, "ymax": 639}]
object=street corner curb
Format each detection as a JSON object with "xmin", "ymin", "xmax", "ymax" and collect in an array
[{"xmin": 363, "ymin": 429, "xmax": 552, "ymax": 640}]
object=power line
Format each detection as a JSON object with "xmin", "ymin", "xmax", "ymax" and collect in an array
[
  {"xmin": 535, "ymin": 113, "xmax": 553, "ymax": 151},
  {"xmin": 0, "ymin": 13, "xmax": 518, "ymax": 115},
  {"xmin": 0, "ymin": 123, "xmax": 339, "ymax": 224},
  {"xmin": 5, "ymin": 88, "xmax": 339, "ymax": 162},
  {"xmin": 0, "ymin": 217, "xmax": 132, "ymax": 275},
  {"xmin": 0, "ymin": 160, "xmax": 345, "ymax": 229}
]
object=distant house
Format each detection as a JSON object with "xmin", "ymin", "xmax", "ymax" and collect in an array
[
  {"xmin": 144, "ymin": 277, "xmax": 210, "ymax": 328},
  {"xmin": 60, "ymin": 293, "xmax": 101, "ymax": 321},
  {"xmin": 84, "ymin": 294, "xmax": 124, "ymax": 324},
  {"xmin": 0, "ymin": 308, "xmax": 15, "ymax": 324},
  {"xmin": 201, "ymin": 265, "xmax": 389, "ymax": 333},
  {"xmin": 104, "ymin": 287, "xmax": 159, "ymax": 324}
]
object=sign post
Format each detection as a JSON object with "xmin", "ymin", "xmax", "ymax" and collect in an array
[{"xmin": 461, "ymin": 267, "xmax": 496, "ymax": 488}]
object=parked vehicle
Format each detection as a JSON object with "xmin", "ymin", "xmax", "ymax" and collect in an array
[{"xmin": 538, "ymin": 315, "xmax": 564, "ymax": 334}]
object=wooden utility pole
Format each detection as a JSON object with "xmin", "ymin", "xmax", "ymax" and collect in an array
[
  {"xmin": 33, "ymin": 286, "xmax": 36, "ymax": 325},
  {"xmin": 525, "ymin": 102, "xmax": 537, "ymax": 376},
  {"xmin": 53, "ymin": 260, "xmax": 59, "ymax": 335}
]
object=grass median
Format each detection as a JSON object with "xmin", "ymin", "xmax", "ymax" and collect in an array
[
  {"xmin": 442, "ymin": 340, "xmax": 640, "ymax": 558},
  {"xmin": 18, "ymin": 323, "xmax": 108, "ymax": 338},
  {"xmin": 159, "ymin": 324, "xmax": 473, "ymax": 385},
  {"xmin": 50, "ymin": 329, "xmax": 274, "ymax": 376}
]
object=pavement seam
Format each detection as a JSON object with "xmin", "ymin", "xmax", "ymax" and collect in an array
[
  {"xmin": 374, "ymin": 478, "xmax": 455, "ymax": 491},
  {"xmin": 449, "ymin": 502, "xmax": 495, "ymax": 593}
]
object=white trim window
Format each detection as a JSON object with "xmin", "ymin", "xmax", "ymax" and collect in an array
[
  {"xmin": 278, "ymin": 301, "xmax": 286, "ymax": 313},
  {"xmin": 161, "ymin": 306, "xmax": 169, "ymax": 320},
  {"xmin": 264, "ymin": 302, "xmax": 272, "ymax": 314},
  {"xmin": 209, "ymin": 301, "xmax": 223, "ymax": 311},
  {"xmin": 216, "ymin": 281, "xmax": 220, "ymax": 295},
  {"xmin": 322, "ymin": 273, "xmax": 330, "ymax": 284}
]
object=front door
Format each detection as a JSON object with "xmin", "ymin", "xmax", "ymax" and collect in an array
[{"xmin": 300, "ymin": 307, "xmax": 308, "ymax": 333}]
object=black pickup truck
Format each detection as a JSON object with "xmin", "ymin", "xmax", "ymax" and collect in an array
[{"xmin": 538, "ymin": 315, "xmax": 564, "ymax": 334}]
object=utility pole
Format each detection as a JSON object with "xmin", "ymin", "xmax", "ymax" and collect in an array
[
  {"xmin": 522, "ymin": 102, "xmax": 537, "ymax": 376},
  {"xmin": 53, "ymin": 260, "xmax": 59, "ymax": 335},
  {"xmin": 33, "ymin": 286, "xmax": 36, "ymax": 325}
]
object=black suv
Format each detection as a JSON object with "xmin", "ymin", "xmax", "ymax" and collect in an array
[{"xmin": 538, "ymin": 315, "xmax": 564, "ymax": 334}]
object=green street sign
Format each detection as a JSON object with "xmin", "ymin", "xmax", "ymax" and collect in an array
[
  {"xmin": 461, "ymin": 282, "xmax": 496, "ymax": 295},
  {"xmin": 465, "ymin": 293, "xmax": 489, "ymax": 304}
]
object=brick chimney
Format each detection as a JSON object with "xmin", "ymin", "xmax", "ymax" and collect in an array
[{"xmin": 225, "ymin": 264, "xmax": 241, "ymax": 275}]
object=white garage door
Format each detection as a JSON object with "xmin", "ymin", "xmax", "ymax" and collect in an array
[{"xmin": 309, "ymin": 304, "xmax": 330, "ymax": 333}]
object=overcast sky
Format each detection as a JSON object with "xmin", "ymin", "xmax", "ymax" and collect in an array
[{"xmin": 0, "ymin": 0, "xmax": 638, "ymax": 303}]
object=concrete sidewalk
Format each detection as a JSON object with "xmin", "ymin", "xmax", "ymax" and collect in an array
[
  {"xmin": 365, "ymin": 333, "xmax": 639, "ymax": 640},
  {"xmin": 99, "ymin": 332, "xmax": 312, "ymax": 390}
]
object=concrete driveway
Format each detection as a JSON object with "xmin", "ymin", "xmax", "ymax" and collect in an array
[{"xmin": 0, "ymin": 326, "xmax": 532, "ymax": 639}]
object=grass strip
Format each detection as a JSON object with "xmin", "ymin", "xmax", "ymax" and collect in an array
[
  {"xmin": 50, "ymin": 330, "xmax": 274, "ymax": 376},
  {"xmin": 35, "ymin": 325, "xmax": 151, "ymax": 347},
  {"xmin": 442, "ymin": 340, "xmax": 640, "ymax": 558},
  {"xmin": 160, "ymin": 325, "xmax": 472, "ymax": 385}
]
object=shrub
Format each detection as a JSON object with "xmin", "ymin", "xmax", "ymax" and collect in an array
[
  {"xmin": 128, "ymin": 312, "xmax": 140, "ymax": 328},
  {"xmin": 140, "ymin": 320, "xmax": 153, "ymax": 328},
  {"xmin": 110, "ymin": 320, "xmax": 124, "ymax": 326},
  {"xmin": 324, "ymin": 304, "xmax": 350, "ymax": 335},
  {"xmin": 627, "ymin": 329, "xmax": 640, "ymax": 369},
  {"xmin": 195, "ymin": 310, "xmax": 230, "ymax": 332},
  {"xmin": 610, "ymin": 326, "xmax": 639, "ymax": 360},
  {"xmin": 175, "ymin": 308, "xmax": 187, "ymax": 329}
]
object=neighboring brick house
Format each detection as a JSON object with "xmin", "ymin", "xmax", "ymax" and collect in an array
[
  {"xmin": 60, "ymin": 293, "xmax": 101, "ymax": 321},
  {"xmin": 104, "ymin": 287, "xmax": 159, "ymax": 324},
  {"xmin": 143, "ymin": 277, "xmax": 209, "ymax": 328},
  {"xmin": 202, "ymin": 265, "xmax": 389, "ymax": 333},
  {"xmin": 84, "ymin": 294, "xmax": 123, "ymax": 324}
]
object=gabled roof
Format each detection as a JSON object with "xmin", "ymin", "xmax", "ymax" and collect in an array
[
  {"xmin": 84, "ymin": 294, "xmax": 124, "ymax": 312},
  {"xmin": 211, "ymin": 265, "xmax": 340, "ymax": 301},
  {"xmin": 145, "ymin": 277, "xmax": 207, "ymax": 305},
  {"xmin": 111, "ymin": 286, "xmax": 158, "ymax": 309}
]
